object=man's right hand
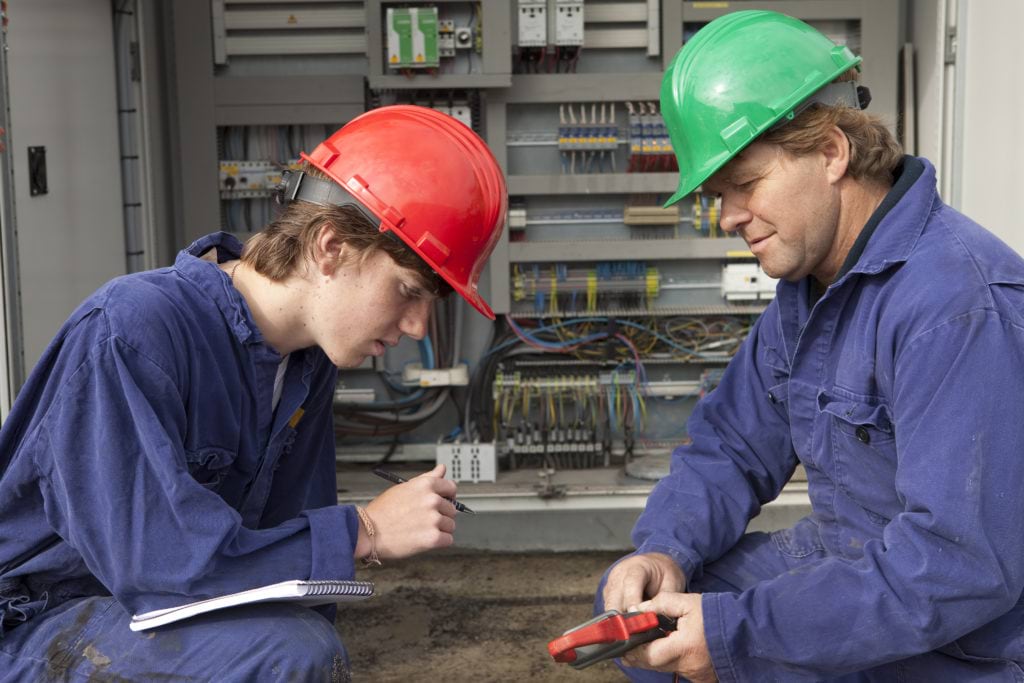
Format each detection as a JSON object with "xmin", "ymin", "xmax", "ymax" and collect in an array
[{"xmin": 602, "ymin": 552, "xmax": 686, "ymax": 612}]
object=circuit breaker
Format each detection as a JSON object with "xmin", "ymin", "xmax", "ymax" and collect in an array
[
  {"xmin": 518, "ymin": 0, "xmax": 547, "ymax": 47},
  {"xmin": 438, "ymin": 19, "xmax": 456, "ymax": 57},
  {"xmin": 553, "ymin": 0, "xmax": 583, "ymax": 46},
  {"xmin": 386, "ymin": 6, "xmax": 440, "ymax": 69},
  {"xmin": 219, "ymin": 160, "xmax": 291, "ymax": 197}
]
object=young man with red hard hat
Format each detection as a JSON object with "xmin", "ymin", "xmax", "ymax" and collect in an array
[
  {"xmin": 0, "ymin": 105, "xmax": 506, "ymax": 680},
  {"xmin": 597, "ymin": 11, "xmax": 1024, "ymax": 682}
]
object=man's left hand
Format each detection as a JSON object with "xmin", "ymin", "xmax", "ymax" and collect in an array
[{"xmin": 621, "ymin": 592, "xmax": 717, "ymax": 683}]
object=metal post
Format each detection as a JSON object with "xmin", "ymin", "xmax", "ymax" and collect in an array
[{"xmin": 0, "ymin": 4, "xmax": 25, "ymax": 414}]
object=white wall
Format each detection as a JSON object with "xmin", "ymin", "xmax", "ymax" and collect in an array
[
  {"xmin": 7, "ymin": 0, "xmax": 125, "ymax": 374},
  {"xmin": 956, "ymin": 1, "xmax": 1024, "ymax": 254}
]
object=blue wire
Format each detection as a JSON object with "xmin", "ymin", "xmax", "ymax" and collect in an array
[{"xmin": 419, "ymin": 336, "xmax": 434, "ymax": 369}]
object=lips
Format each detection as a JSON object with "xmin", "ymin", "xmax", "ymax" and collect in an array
[{"xmin": 747, "ymin": 233, "xmax": 772, "ymax": 253}]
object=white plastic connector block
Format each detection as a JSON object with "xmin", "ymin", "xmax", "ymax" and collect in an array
[
  {"xmin": 402, "ymin": 362, "xmax": 470, "ymax": 387},
  {"xmin": 508, "ymin": 207, "xmax": 528, "ymax": 228},
  {"xmin": 432, "ymin": 106, "xmax": 472, "ymax": 129},
  {"xmin": 437, "ymin": 442, "xmax": 496, "ymax": 483},
  {"xmin": 721, "ymin": 262, "xmax": 760, "ymax": 301},
  {"xmin": 334, "ymin": 387, "xmax": 376, "ymax": 404},
  {"xmin": 448, "ymin": 105, "xmax": 472, "ymax": 128},
  {"xmin": 721, "ymin": 262, "xmax": 779, "ymax": 301}
]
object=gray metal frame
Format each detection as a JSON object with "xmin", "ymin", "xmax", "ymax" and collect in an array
[
  {"xmin": 0, "ymin": 18, "xmax": 24, "ymax": 401},
  {"xmin": 171, "ymin": 0, "xmax": 221, "ymax": 244},
  {"xmin": 213, "ymin": 76, "xmax": 366, "ymax": 126}
]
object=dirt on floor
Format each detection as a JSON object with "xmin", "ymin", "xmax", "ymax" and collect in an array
[{"xmin": 336, "ymin": 550, "xmax": 629, "ymax": 682}]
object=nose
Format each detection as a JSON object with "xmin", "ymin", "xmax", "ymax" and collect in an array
[
  {"xmin": 399, "ymin": 298, "xmax": 432, "ymax": 340},
  {"xmin": 717, "ymin": 195, "xmax": 752, "ymax": 235}
]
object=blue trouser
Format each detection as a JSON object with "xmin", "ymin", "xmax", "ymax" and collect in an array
[
  {"xmin": 596, "ymin": 528, "xmax": 1023, "ymax": 682},
  {"xmin": 0, "ymin": 595, "xmax": 349, "ymax": 682}
]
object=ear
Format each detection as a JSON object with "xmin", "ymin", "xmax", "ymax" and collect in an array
[
  {"xmin": 313, "ymin": 224, "xmax": 345, "ymax": 277},
  {"xmin": 821, "ymin": 125, "xmax": 851, "ymax": 186}
]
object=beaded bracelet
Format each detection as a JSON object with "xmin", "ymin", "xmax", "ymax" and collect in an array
[{"xmin": 355, "ymin": 506, "xmax": 382, "ymax": 567}]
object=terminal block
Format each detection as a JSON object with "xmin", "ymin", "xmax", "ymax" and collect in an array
[{"xmin": 437, "ymin": 443, "xmax": 496, "ymax": 483}]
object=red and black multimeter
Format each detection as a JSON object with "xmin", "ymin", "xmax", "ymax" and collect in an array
[{"xmin": 548, "ymin": 609, "xmax": 678, "ymax": 670}]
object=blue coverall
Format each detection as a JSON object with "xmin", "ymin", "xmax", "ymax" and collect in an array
[
  {"xmin": 600, "ymin": 157, "xmax": 1024, "ymax": 681},
  {"xmin": 0, "ymin": 233, "xmax": 358, "ymax": 681}
]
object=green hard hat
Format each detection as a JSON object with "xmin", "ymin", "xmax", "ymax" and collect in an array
[{"xmin": 661, "ymin": 10, "xmax": 862, "ymax": 206}]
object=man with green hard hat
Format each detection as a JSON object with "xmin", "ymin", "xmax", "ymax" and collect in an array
[{"xmin": 597, "ymin": 10, "xmax": 1024, "ymax": 682}]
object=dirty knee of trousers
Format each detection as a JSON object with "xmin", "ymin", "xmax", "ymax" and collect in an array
[
  {"xmin": 241, "ymin": 603, "xmax": 350, "ymax": 680},
  {"xmin": 0, "ymin": 598, "xmax": 351, "ymax": 683}
]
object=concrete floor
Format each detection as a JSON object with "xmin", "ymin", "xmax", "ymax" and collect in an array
[
  {"xmin": 331, "ymin": 463, "xmax": 811, "ymax": 680},
  {"xmin": 336, "ymin": 549, "xmax": 628, "ymax": 682}
]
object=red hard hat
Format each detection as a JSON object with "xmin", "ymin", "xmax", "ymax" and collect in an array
[{"xmin": 301, "ymin": 105, "xmax": 507, "ymax": 319}]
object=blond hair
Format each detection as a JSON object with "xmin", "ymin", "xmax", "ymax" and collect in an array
[
  {"xmin": 241, "ymin": 164, "xmax": 446, "ymax": 294},
  {"xmin": 760, "ymin": 69, "xmax": 904, "ymax": 186}
]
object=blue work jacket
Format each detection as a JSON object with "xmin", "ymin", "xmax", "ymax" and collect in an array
[
  {"xmin": 633, "ymin": 157, "xmax": 1024, "ymax": 678},
  {"xmin": 0, "ymin": 233, "xmax": 356, "ymax": 635}
]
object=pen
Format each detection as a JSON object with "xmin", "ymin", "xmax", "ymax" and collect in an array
[{"xmin": 371, "ymin": 467, "xmax": 475, "ymax": 514}]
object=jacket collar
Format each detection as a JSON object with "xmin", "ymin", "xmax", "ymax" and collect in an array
[
  {"xmin": 174, "ymin": 232, "xmax": 273, "ymax": 352},
  {"xmin": 831, "ymin": 155, "xmax": 938, "ymax": 286}
]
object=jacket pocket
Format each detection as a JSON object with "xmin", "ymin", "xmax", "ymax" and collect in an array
[{"xmin": 818, "ymin": 392, "xmax": 901, "ymax": 522}]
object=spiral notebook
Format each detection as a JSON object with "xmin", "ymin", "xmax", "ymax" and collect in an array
[{"xmin": 129, "ymin": 579, "xmax": 375, "ymax": 631}]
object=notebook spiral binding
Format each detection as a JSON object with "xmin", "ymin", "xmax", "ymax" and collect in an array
[{"xmin": 305, "ymin": 580, "xmax": 374, "ymax": 596}]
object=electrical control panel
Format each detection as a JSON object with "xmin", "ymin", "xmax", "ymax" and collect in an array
[{"xmin": 189, "ymin": 2, "xmax": 902, "ymax": 495}]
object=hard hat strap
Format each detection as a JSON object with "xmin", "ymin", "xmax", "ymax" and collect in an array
[
  {"xmin": 770, "ymin": 81, "xmax": 872, "ymax": 133},
  {"xmin": 275, "ymin": 170, "xmax": 381, "ymax": 230},
  {"xmin": 276, "ymin": 169, "xmax": 451, "ymax": 296}
]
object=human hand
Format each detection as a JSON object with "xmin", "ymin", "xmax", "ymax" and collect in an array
[
  {"xmin": 360, "ymin": 464, "xmax": 458, "ymax": 560},
  {"xmin": 602, "ymin": 552, "xmax": 685, "ymax": 613},
  {"xmin": 622, "ymin": 592, "xmax": 716, "ymax": 683}
]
